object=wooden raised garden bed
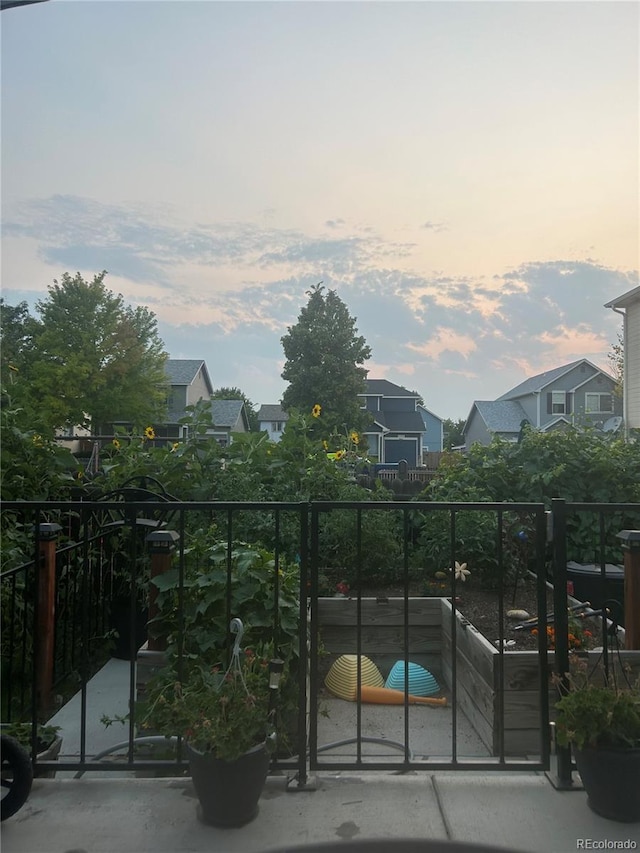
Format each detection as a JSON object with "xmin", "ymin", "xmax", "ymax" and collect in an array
[{"xmin": 317, "ymin": 596, "xmax": 640, "ymax": 757}]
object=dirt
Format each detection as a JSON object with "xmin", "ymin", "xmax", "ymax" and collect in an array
[{"xmin": 353, "ymin": 576, "xmax": 604, "ymax": 652}]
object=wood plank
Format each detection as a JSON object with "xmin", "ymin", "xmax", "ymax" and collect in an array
[
  {"xmin": 441, "ymin": 659, "xmax": 494, "ymax": 753},
  {"xmin": 441, "ymin": 628, "xmax": 495, "ymax": 688},
  {"xmin": 316, "ymin": 597, "xmax": 442, "ymax": 626},
  {"xmin": 319, "ymin": 625, "xmax": 441, "ymax": 655},
  {"xmin": 441, "ymin": 648, "xmax": 495, "ymax": 724}
]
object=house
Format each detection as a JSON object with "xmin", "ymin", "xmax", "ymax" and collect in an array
[
  {"xmin": 605, "ymin": 285, "xmax": 640, "ymax": 436},
  {"xmin": 464, "ymin": 359, "xmax": 622, "ymax": 448},
  {"xmin": 205, "ymin": 399, "xmax": 250, "ymax": 447},
  {"xmin": 417, "ymin": 404, "xmax": 444, "ymax": 453},
  {"xmin": 257, "ymin": 404, "xmax": 289, "ymax": 443},
  {"xmin": 358, "ymin": 379, "xmax": 426, "ymax": 466},
  {"xmin": 160, "ymin": 359, "xmax": 215, "ymax": 440}
]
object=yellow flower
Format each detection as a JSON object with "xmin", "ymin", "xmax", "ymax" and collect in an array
[
  {"xmin": 144, "ymin": 426, "xmax": 156, "ymax": 440},
  {"xmin": 171, "ymin": 442, "xmax": 179, "ymax": 452},
  {"xmin": 350, "ymin": 431, "xmax": 359, "ymax": 445},
  {"xmin": 322, "ymin": 440, "xmax": 329, "ymax": 451},
  {"xmin": 112, "ymin": 438, "xmax": 121, "ymax": 450},
  {"xmin": 335, "ymin": 449, "xmax": 346, "ymax": 460},
  {"xmin": 311, "ymin": 404, "xmax": 322, "ymax": 419}
]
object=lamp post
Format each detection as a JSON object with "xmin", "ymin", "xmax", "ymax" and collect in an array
[
  {"xmin": 145, "ymin": 529, "xmax": 179, "ymax": 651},
  {"xmin": 617, "ymin": 529, "xmax": 640, "ymax": 650}
]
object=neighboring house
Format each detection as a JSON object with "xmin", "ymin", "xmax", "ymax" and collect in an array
[
  {"xmin": 257, "ymin": 404, "xmax": 289, "ymax": 443},
  {"xmin": 358, "ymin": 379, "xmax": 426, "ymax": 466},
  {"xmin": 206, "ymin": 399, "xmax": 250, "ymax": 447},
  {"xmin": 464, "ymin": 359, "xmax": 622, "ymax": 448},
  {"xmin": 417, "ymin": 404, "xmax": 444, "ymax": 453},
  {"xmin": 606, "ymin": 285, "xmax": 640, "ymax": 436},
  {"xmin": 161, "ymin": 359, "xmax": 215, "ymax": 440}
]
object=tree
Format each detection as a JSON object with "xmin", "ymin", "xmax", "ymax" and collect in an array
[
  {"xmin": 211, "ymin": 386, "xmax": 258, "ymax": 431},
  {"xmin": 13, "ymin": 272, "xmax": 168, "ymax": 433},
  {"xmin": 281, "ymin": 284, "xmax": 371, "ymax": 435},
  {"xmin": 608, "ymin": 331, "xmax": 624, "ymax": 399},
  {"xmin": 442, "ymin": 418, "xmax": 466, "ymax": 450}
]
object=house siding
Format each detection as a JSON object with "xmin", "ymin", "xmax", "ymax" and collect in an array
[
  {"xmin": 188, "ymin": 371, "xmax": 212, "ymax": 406},
  {"xmin": 465, "ymin": 411, "xmax": 490, "ymax": 447},
  {"xmin": 628, "ymin": 300, "xmax": 640, "ymax": 430}
]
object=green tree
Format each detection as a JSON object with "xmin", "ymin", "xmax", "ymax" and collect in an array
[
  {"xmin": 0, "ymin": 300, "xmax": 39, "ymax": 390},
  {"xmin": 18, "ymin": 272, "xmax": 168, "ymax": 433},
  {"xmin": 281, "ymin": 284, "xmax": 371, "ymax": 435},
  {"xmin": 608, "ymin": 330, "xmax": 624, "ymax": 399},
  {"xmin": 211, "ymin": 386, "xmax": 258, "ymax": 431},
  {"xmin": 442, "ymin": 418, "xmax": 466, "ymax": 450}
]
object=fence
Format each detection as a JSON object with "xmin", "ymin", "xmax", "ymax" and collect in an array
[{"xmin": 1, "ymin": 498, "xmax": 639, "ymax": 787}]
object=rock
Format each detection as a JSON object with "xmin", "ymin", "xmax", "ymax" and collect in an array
[
  {"xmin": 506, "ymin": 609, "xmax": 530, "ymax": 621},
  {"xmin": 434, "ymin": 571, "xmax": 448, "ymax": 579}
]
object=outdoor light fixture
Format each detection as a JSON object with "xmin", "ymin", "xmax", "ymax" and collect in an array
[
  {"xmin": 145, "ymin": 529, "xmax": 180, "ymax": 553},
  {"xmin": 268, "ymin": 658, "xmax": 285, "ymax": 691}
]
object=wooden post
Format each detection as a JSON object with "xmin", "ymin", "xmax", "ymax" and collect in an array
[
  {"xmin": 36, "ymin": 523, "xmax": 61, "ymax": 713},
  {"xmin": 145, "ymin": 530, "xmax": 179, "ymax": 652},
  {"xmin": 617, "ymin": 530, "xmax": 640, "ymax": 650}
]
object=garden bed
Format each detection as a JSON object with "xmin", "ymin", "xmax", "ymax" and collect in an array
[{"xmin": 316, "ymin": 595, "xmax": 640, "ymax": 757}]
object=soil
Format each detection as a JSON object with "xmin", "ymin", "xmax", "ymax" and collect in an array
[{"xmin": 352, "ymin": 576, "xmax": 604, "ymax": 652}]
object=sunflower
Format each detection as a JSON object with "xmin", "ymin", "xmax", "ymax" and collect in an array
[
  {"xmin": 112, "ymin": 438, "xmax": 121, "ymax": 450},
  {"xmin": 311, "ymin": 404, "xmax": 322, "ymax": 419},
  {"xmin": 350, "ymin": 431, "xmax": 359, "ymax": 445},
  {"xmin": 144, "ymin": 426, "xmax": 156, "ymax": 440},
  {"xmin": 334, "ymin": 449, "xmax": 346, "ymax": 460}
]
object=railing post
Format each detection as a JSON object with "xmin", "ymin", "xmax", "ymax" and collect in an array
[
  {"xmin": 548, "ymin": 499, "xmax": 575, "ymax": 789},
  {"xmin": 145, "ymin": 529, "xmax": 179, "ymax": 651},
  {"xmin": 36, "ymin": 522, "xmax": 62, "ymax": 714},
  {"xmin": 616, "ymin": 530, "xmax": 640, "ymax": 650}
]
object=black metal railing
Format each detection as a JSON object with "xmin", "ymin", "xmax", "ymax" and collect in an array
[{"xmin": 1, "ymin": 497, "xmax": 638, "ymax": 786}]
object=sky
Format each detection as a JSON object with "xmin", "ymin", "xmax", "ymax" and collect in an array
[{"xmin": 2, "ymin": 0, "xmax": 638, "ymax": 421}]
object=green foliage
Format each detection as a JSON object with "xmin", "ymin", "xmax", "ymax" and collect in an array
[
  {"xmin": 150, "ymin": 536, "xmax": 301, "ymax": 662},
  {"xmin": 281, "ymin": 284, "xmax": 372, "ymax": 436},
  {"xmin": 3, "ymin": 272, "xmax": 168, "ymax": 432},
  {"xmin": 555, "ymin": 661, "xmax": 640, "ymax": 749},
  {"xmin": 442, "ymin": 418, "xmax": 466, "ymax": 450},
  {"xmin": 139, "ymin": 652, "xmax": 273, "ymax": 762},
  {"xmin": 418, "ymin": 430, "xmax": 640, "ymax": 571}
]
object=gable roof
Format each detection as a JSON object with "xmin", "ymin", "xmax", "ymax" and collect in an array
[
  {"xmin": 497, "ymin": 359, "xmax": 604, "ymax": 401},
  {"xmin": 417, "ymin": 403, "xmax": 443, "ymax": 422},
  {"xmin": 209, "ymin": 399, "xmax": 248, "ymax": 430},
  {"xmin": 362, "ymin": 379, "xmax": 420, "ymax": 398},
  {"xmin": 605, "ymin": 285, "xmax": 640, "ymax": 309},
  {"xmin": 166, "ymin": 359, "xmax": 212, "ymax": 389},
  {"xmin": 257, "ymin": 404, "xmax": 289, "ymax": 422},
  {"xmin": 467, "ymin": 400, "xmax": 530, "ymax": 435}
]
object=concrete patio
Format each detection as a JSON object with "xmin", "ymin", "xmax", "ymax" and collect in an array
[{"xmin": 3, "ymin": 660, "xmax": 639, "ymax": 853}]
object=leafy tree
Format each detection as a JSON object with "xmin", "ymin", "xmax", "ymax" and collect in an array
[
  {"xmin": 442, "ymin": 418, "xmax": 466, "ymax": 450},
  {"xmin": 0, "ymin": 300, "xmax": 39, "ymax": 389},
  {"xmin": 281, "ymin": 284, "xmax": 372, "ymax": 435},
  {"xmin": 608, "ymin": 331, "xmax": 624, "ymax": 399},
  {"xmin": 13, "ymin": 272, "xmax": 169, "ymax": 433},
  {"xmin": 211, "ymin": 386, "xmax": 258, "ymax": 431}
]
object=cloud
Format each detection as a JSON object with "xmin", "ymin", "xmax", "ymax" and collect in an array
[
  {"xmin": 420, "ymin": 221, "xmax": 447, "ymax": 233},
  {"xmin": 406, "ymin": 327, "xmax": 478, "ymax": 361}
]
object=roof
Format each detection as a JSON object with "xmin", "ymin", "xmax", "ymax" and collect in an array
[
  {"xmin": 417, "ymin": 404, "xmax": 443, "ymax": 423},
  {"xmin": 497, "ymin": 360, "xmax": 602, "ymax": 400},
  {"xmin": 605, "ymin": 284, "xmax": 640, "ymax": 310},
  {"xmin": 209, "ymin": 399, "xmax": 247, "ymax": 429},
  {"xmin": 361, "ymin": 379, "xmax": 420, "ymax": 398},
  {"xmin": 369, "ymin": 410, "xmax": 426, "ymax": 433},
  {"xmin": 165, "ymin": 359, "xmax": 210, "ymax": 387},
  {"xmin": 257, "ymin": 404, "xmax": 289, "ymax": 422},
  {"xmin": 468, "ymin": 400, "xmax": 530, "ymax": 435}
]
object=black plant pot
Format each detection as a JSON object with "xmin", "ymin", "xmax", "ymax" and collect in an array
[
  {"xmin": 186, "ymin": 741, "xmax": 270, "ymax": 828},
  {"xmin": 109, "ymin": 596, "xmax": 148, "ymax": 660},
  {"xmin": 574, "ymin": 746, "xmax": 640, "ymax": 822}
]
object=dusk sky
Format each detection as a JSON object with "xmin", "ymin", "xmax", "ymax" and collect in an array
[{"xmin": 2, "ymin": 0, "xmax": 638, "ymax": 420}]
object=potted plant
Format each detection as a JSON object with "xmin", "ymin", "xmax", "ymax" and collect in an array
[
  {"xmin": 139, "ymin": 628, "xmax": 276, "ymax": 827},
  {"xmin": 555, "ymin": 660, "xmax": 640, "ymax": 822}
]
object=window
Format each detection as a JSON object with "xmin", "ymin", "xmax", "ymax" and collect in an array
[
  {"xmin": 271, "ymin": 421, "xmax": 283, "ymax": 432},
  {"xmin": 551, "ymin": 391, "xmax": 566, "ymax": 414},
  {"xmin": 585, "ymin": 393, "xmax": 613, "ymax": 414}
]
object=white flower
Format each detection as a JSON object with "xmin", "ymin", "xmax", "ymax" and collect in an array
[{"xmin": 449, "ymin": 561, "xmax": 470, "ymax": 582}]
